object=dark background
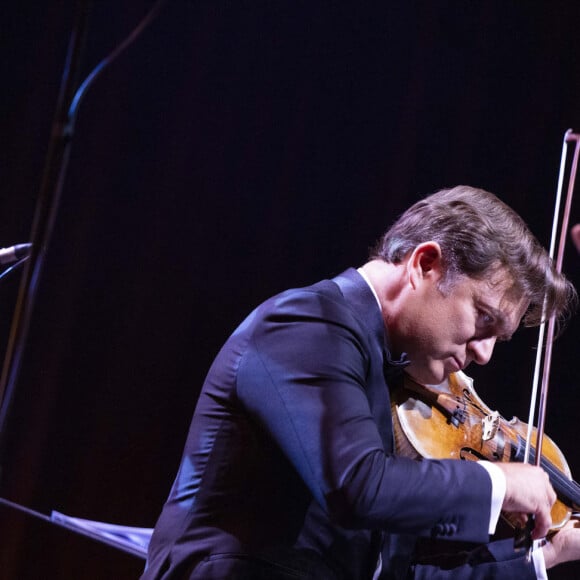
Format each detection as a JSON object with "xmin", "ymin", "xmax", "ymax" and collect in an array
[{"xmin": 1, "ymin": 1, "xmax": 580, "ymax": 578}]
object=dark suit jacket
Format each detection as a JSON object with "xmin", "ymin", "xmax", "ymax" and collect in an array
[{"xmin": 142, "ymin": 269, "xmax": 537, "ymax": 579}]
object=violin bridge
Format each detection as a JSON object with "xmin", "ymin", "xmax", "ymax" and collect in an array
[{"xmin": 481, "ymin": 411, "xmax": 500, "ymax": 441}]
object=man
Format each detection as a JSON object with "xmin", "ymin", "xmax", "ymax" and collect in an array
[{"xmin": 143, "ymin": 186, "xmax": 578, "ymax": 579}]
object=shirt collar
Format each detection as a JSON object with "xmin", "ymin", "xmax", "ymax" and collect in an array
[{"xmin": 356, "ymin": 266, "xmax": 382, "ymax": 311}]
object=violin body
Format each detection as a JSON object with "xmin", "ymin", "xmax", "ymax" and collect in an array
[{"xmin": 392, "ymin": 371, "xmax": 580, "ymax": 531}]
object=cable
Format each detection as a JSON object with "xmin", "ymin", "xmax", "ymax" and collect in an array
[
  {"xmin": 0, "ymin": 258, "xmax": 29, "ymax": 283},
  {"xmin": 67, "ymin": 0, "xmax": 170, "ymax": 130}
]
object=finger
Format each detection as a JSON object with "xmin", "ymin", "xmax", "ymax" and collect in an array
[
  {"xmin": 532, "ymin": 506, "xmax": 553, "ymax": 540},
  {"xmin": 511, "ymin": 513, "xmax": 528, "ymax": 529}
]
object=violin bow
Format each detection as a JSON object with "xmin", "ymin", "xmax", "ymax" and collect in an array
[
  {"xmin": 515, "ymin": 130, "xmax": 579, "ymax": 555},
  {"xmin": 525, "ymin": 129, "xmax": 578, "ymax": 467}
]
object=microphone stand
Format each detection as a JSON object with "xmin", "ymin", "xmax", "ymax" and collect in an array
[
  {"xmin": 0, "ymin": 0, "xmax": 168, "ymax": 468},
  {"xmin": 0, "ymin": 0, "xmax": 92, "ymax": 464},
  {"xmin": 0, "ymin": 2, "xmax": 169, "ymax": 567}
]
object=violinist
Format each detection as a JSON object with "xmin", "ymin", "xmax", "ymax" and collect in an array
[{"xmin": 143, "ymin": 186, "xmax": 578, "ymax": 579}]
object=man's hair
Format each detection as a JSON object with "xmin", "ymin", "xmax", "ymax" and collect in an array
[{"xmin": 371, "ymin": 185, "xmax": 577, "ymax": 327}]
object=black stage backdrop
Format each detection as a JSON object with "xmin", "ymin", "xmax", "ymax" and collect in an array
[{"xmin": 1, "ymin": 2, "xmax": 580, "ymax": 578}]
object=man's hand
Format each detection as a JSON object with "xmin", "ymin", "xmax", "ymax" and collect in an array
[
  {"xmin": 543, "ymin": 519, "xmax": 580, "ymax": 569},
  {"xmin": 495, "ymin": 462, "xmax": 556, "ymax": 539}
]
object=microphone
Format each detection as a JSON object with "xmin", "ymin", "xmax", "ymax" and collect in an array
[{"xmin": 0, "ymin": 243, "xmax": 32, "ymax": 265}]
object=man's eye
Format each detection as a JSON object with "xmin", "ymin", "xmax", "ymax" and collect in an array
[{"xmin": 478, "ymin": 311, "xmax": 495, "ymax": 326}]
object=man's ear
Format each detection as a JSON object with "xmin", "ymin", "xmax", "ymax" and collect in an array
[{"xmin": 407, "ymin": 242, "xmax": 443, "ymax": 289}]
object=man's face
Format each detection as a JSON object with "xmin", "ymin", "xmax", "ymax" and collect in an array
[{"xmin": 390, "ymin": 264, "xmax": 528, "ymax": 386}]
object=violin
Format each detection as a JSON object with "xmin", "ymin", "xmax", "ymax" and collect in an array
[{"xmin": 392, "ymin": 371, "xmax": 580, "ymax": 532}]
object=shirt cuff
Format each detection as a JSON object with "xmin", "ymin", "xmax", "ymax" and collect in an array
[
  {"xmin": 476, "ymin": 461, "xmax": 548, "ymax": 578},
  {"xmin": 532, "ymin": 539, "xmax": 548, "ymax": 580},
  {"xmin": 477, "ymin": 461, "xmax": 506, "ymax": 534}
]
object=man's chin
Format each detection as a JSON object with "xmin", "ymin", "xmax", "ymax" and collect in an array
[{"xmin": 404, "ymin": 365, "xmax": 446, "ymax": 387}]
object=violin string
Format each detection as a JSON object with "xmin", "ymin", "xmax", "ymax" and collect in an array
[{"xmin": 517, "ymin": 437, "xmax": 580, "ymax": 506}]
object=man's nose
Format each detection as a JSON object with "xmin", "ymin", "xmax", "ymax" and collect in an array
[{"xmin": 468, "ymin": 336, "xmax": 497, "ymax": 365}]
